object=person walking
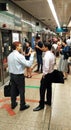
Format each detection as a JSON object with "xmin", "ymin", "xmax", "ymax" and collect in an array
[
  {"xmin": 8, "ymin": 41, "xmax": 34, "ymax": 111},
  {"xmin": 33, "ymin": 43, "xmax": 55, "ymax": 111}
]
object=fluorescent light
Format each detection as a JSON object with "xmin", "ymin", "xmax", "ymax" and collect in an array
[
  {"xmin": 47, "ymin": 0, "xmax": 60, "ymax": 28},
  {"xmin": 68, "ymin": 20, "xmax": 71, "ymax": 27},
  {"xmin": 68, "ymin": 17, "xmax": 71, "ymax": 27},
  {"xmin": 21, "ymin": 19, "xmax": 35, "ymax": 27}
]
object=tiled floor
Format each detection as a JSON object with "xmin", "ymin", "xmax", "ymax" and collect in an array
[{"xmin": 0, "ymin": 58, "xmax": 71, "ymax": 130}]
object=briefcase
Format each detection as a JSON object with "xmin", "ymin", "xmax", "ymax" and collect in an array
[{"xmin": 4, "ymin": 82, "xmax": 19, "ymax": 97}]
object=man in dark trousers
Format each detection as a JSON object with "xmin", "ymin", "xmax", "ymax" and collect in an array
[
  {"xmin": 35, "ymin": 35, "xmax": 43, "ymax": 73},
  {"xmin": 8, "ymin": 41, "xmax": 34, "ymax": 111},
  {"xmin": 33, "ymin": 43, "xmax": 55, "ymax": 111}
]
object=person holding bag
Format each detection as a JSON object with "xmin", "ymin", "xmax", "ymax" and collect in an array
[{"xmin": 8, "ymin": 41, "xmax": 34, "ymax": 110}]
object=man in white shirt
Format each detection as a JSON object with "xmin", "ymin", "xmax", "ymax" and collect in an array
[
  {"xmin": 66, "ymin": 36, "xmax": 71, "ymax": 46},
  {"xmin": 8, "ymin": 41, "xmax": 34, "ymax": 111},
  {"xmin": 33, "ymin": 43, "xmax": 55, "ymax": 111}
]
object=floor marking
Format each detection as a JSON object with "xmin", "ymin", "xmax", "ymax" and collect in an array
[
  {"xmin": 0, "ymin": 98, "xmax": 39, "ymax": 116},
  {"xmin": 0, "ymin": 84, "xmax": 39, "ymax": 116},
  {"xmin": 1, "ymin": 104, "xmax": 16, "ymax": 116},
  {"xmin": 25, "ymin": 71, "xmax": 42, "ymax": 77},
  {"xmin": 26, "ymin": 86, "xmax": 39, "ymax": 88},
  {"xmin": 26, "ymin": 99, "xmax": 39, "ymax": 103},
  {"xmin": 0, "ymin": 98, "xmax": 39, "ymax": 103},
  {"xmin": 0, "ymin": 98, "xmax": 10, "ymax": 102}
]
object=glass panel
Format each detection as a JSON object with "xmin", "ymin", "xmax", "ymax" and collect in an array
[
  {"xmin": 1, "ymin": 30, "xmax": 12, "ymax": 83},
  {"xmin": 0, "ymin": 31, "xmax": 3, "ymax": 86}
]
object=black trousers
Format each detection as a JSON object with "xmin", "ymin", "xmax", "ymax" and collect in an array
[
  {"xmin": 39, "ymin": 72, "xmax": 53, "ymax": 106},
  {"xmin": 36, "ymin": 54, "xmax": 43, "ymax": 71},
  {"xmin": 10, "ymin": 74, "xmax": 25, "ymax": 107}
]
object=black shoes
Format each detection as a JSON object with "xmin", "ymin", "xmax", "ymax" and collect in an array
[
  {"xmin": 33, "ymin": 105, "xmax": 44, "ymax": 111},
  {"xmin": 20, "ymin": 104, "xmax": 30, "ymax": 111},
  {"xmin": 11, "ymin": 102, "xmax": 18, "ymax": 109},
  {"xmin": 44, "ymin": 101, "xmax": 51, "ymax": 106},
  {"xmin": 11, "ymin": 103, "xmax": 30, "ymax": 110}
]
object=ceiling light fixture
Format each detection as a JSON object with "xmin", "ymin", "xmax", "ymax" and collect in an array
[
  {"xmin": 68, "ymin": 17, "xmax": 71, "ymax": 27},
  {"xmin": 47, "ymin": 0, "xmax": 60, "ymax": 28}
]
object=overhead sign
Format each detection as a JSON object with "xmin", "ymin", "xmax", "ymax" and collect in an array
[{"xmin": 56, "ymin": 27, "xmax": 68, "ymax": 33}]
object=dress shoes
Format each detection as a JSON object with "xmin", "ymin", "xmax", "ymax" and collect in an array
[
  {"xmin": 20, "ymin": 104, "xmax": 30, "ymax": 111},
  {"xmin": 33, "ymin": 105, "xmax": 44, "ymax": 111},
  {"xmin": 11, "ymin": 102, "xmax": 18, "ymax": 109},
  {"xmin": 44, "ymin": 101, "xmax": 51, "ymax": 106}
]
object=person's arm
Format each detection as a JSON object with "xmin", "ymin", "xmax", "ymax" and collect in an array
[
  {"xmin": 35, "ymin": 45, "xmax": 44, "ymax": 51},
  {"xmin": 18, "ymin": 51, "xmax": 35, "ymax": 67}
]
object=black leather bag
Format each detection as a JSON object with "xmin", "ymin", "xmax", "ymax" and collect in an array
[
  {"xmin": 52, "ymin": 69, "xmax": 64, "ymax": 84},
  {"xmin": 4, "ymin": 82, "xmax": 19, "ymax": 97}
]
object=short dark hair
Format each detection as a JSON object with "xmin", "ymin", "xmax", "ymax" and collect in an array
[
  {"xmin": 36, "ymin": 35, "xmax": 40, "ymax": 40},
  {"xmin": 44, "ymin": 42, "xmax": 52, "ymax": 50}
]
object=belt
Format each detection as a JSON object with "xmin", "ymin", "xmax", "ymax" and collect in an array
[{"xmin": 10, "ymin": 73, "xmax": 24, "ymax": 76}]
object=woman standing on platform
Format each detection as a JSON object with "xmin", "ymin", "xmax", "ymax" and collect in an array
[
  {"xmin": 25, "ymin": 41, "xmax": 32, "ymax": 78},
  {"xmin": 58, "ymin": 40, "xmax": 70, "ymax": 80}
]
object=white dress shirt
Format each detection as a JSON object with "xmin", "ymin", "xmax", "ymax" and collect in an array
[
  {"xmin": 43, "ymin": 51, "xmax": 55, "ymax": 75},
  {"xmin": 66, "ymin": 39, "xmax": 71, "ymax": 46},
  {"xmin": 8, "ymin": 50, "xmax": 34, "ymax": 74}
]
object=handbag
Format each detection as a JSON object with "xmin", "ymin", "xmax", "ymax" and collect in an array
[
  {"xmin": 4, "ymin": 82, "xmax": 19, "ymax": 97},
  {"xmin": 52, "ymin": 69, "xmax": 64, "ymax": 84}
]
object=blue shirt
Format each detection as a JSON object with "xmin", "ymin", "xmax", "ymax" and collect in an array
[{"xmin": 8, "ymin": 50, "xmax": 34, "ymax": 74}]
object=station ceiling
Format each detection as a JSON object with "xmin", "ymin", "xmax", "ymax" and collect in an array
[{"xmin": 11, "ymin": 0, "xmax": 71, "ymax": 31}]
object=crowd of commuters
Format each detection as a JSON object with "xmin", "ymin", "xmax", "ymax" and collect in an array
[{"xmin": 7, "ymin": 34, "xmax": 71, "ymax": 111}]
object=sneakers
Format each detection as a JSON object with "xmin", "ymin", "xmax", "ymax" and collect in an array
[{"xmin": 20, "ymin": 104, "xmax": 30, "ymax": 111}]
